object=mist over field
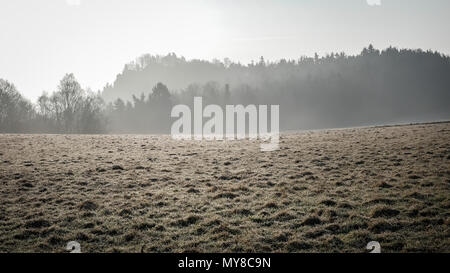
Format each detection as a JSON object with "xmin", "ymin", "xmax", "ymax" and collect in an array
[
  {"xmin": 1, "ymin": 45, "xmax": 450, "ymax": 134},
  {"xmin": 102, "ymin": 46, "xmax": 450, "ymax": 132}
]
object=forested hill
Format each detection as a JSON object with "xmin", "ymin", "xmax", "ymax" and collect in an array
[
  {"xmin": 101, "ymin": 45, "xmax": 450, "ymax": 106},
  {"xmin": 98, "ymin": 45, "xmax": 450, "ymax": 130}
]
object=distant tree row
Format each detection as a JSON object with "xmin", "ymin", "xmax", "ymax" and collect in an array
[
  {"xmin": 36, "ymin": 74, "xmax": 106, "ymax": 133},
  {"xmin": 102, "ymin": 45, "xmax": 450, "ymax": 104},
  {"xmin": 1, "ymin": 45, "xmax": 450, "ymax": 133},
  {"xmin": 103, "ymin": 45, "xmax": 450, "ymax": 131},
  {"xmin": 105, "ymin": 82, "xmax": 171, "ymax": 133},
  {"xmin": 0, "ymin": 74, "xmax": 106, "ymax": 133},
  {"xmin": 0, "ymin": 79, "xmax": 34, "ymax": 133}
]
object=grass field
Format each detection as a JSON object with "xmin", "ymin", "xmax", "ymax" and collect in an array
[{"xmin": 0, "ymin": 122, "xmax": 449, "ymax": 253}]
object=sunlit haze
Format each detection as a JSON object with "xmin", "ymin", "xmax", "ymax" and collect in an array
[{"xmin": 1, "ymin": 0, "xmax": 449, "ymax": 101}]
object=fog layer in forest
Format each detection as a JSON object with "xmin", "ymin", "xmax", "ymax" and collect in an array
[{"xmin": 1, "ymin": 45, "xmax": 449, "ymax": 134}]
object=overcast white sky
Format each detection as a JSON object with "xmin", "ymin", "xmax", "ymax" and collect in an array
[{"xmin": 1, "ymin": 0, "xmax": 449, "ymax": 101}]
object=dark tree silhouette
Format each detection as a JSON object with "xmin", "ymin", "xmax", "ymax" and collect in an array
[
  {"xmin": 34, "ymin": 74, "xmax": 106, "ymax": 133},
  {"xmin": 0, "ymin": 79, "xmax": 34, "ymax": 133}
]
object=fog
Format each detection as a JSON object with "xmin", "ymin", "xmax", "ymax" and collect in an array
[
  {"xmin": 2, "ymin": 0, "xmax": 450, "ymax": 102},
  {"xmin": 1, "ymin": 45, "xmax": 449, "ymax": 134}
]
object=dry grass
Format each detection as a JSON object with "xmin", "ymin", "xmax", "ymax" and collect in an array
[{"xmin": 0, "ymin": 123, "xmax": 449, "ymax": 253}]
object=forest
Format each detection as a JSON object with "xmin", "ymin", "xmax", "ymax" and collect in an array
[{"xmin": 1, "ymin": 45, "xmax": 449, "ymax": 134}]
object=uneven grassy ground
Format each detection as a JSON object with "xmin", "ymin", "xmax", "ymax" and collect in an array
[{"xmin": 0, "ymin": 123, "xmax": 449, "ymax": 253}]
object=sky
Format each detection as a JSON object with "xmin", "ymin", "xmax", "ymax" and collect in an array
[{"xmin": 1, "ymin": 0, "xmax": 449, "ymax": 102}]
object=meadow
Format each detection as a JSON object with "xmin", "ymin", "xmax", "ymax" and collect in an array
[{"xmin": 0, "ymin": 122, "xmax": 449, "ymax": 252}]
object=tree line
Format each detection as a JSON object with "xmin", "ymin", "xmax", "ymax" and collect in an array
[
  {"xmin": 0, "ymin": 74, "xmax": 106, "ymax": 133},
  {"xmin": 1, "ymin": 45, "xmax": 450, "ymax": 133}
]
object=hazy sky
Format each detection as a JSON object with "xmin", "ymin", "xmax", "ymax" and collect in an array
[{"xmin": 1, "ymin": 0, "xmax": 449, "ymax": 101}]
